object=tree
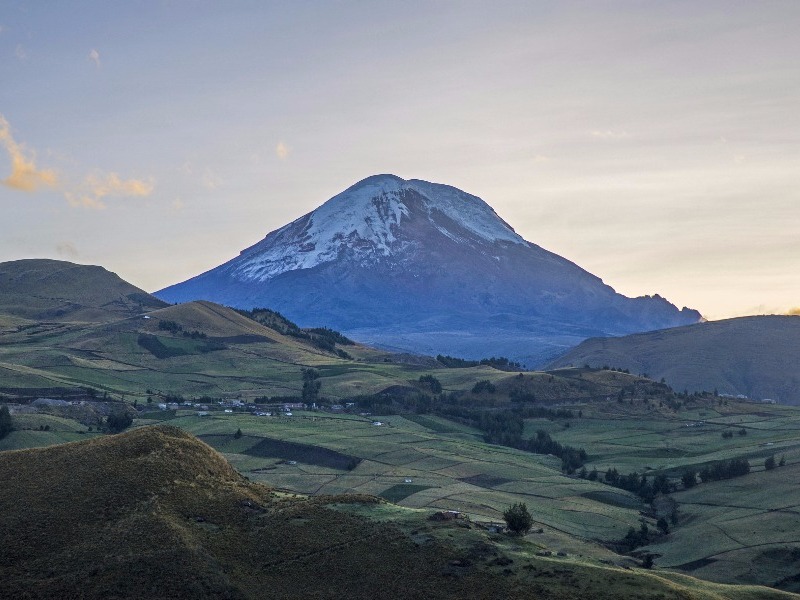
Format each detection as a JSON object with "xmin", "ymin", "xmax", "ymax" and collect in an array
[
  {"xmin": 780, "ymin": 455, "xmax": 786, "ymax": 467},
  {"xmin": 0, "ymin": 405, "xmax": 13, "ymax": 440},
  {"xmin": 419, "ymin": 375, "xmax": 442, "ymax": 394},
  {"xmin": 765, "ymin": 454, "xmax": 776, "ymax": 471},
  {"xmin": 234, "ymin": 428, "xmax": 242, "ymax": 439},
  {"xmin": 503, "ymin": 502, "xmax": 533, "ymax": 535},
  {"xmin": 106, "ymin": 410, "xmax": 133, "ymax": 433},
  {"xmin": 656, "ymin": 517, "xmax": 669, "ymax": 534},
  {"xmin": 301, "ymin": 368, "xmax": 321, "ymax": 402},
  {"xmin": 681, "ymin": 470, "xmax": 697, "ymax": 489}
]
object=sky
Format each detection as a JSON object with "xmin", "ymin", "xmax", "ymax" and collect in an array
[{"xmin": 1, "ymin": 1, "xmax": 798, "ymax": 320}]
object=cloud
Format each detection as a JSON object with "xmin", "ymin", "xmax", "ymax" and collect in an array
[
  {"xmin": 56, "ymin": 241, "xmax": 79, "ymax": 258},
  {"xmin": 201, "ymin": 169, "xmax": 222, "ymax": 190},
  {"xmin": 1, "ymin": 114, "xmax": 155, "ymax": 209},
  {"xmin": 14, "ymin": 44, "xmax": 27, "ymax": 61},
  {"xmin": 276, "ymin": 141, "xmax": 289, "ymax": 160},
  {"xmin": 0, "ymin": 115, "xmax": 59, "ymax": 191},
  {"xmin": 88, "ymin": 48, "xmax": 100, "ymax": 67},
  {"xmin": 590, "ymin": 130, "xmax": 630, "ymax": 140},
  {"xmin": 788, "ymin": 307, "xmax": 800, "ymax": 316},
  {"xmin": 66, "ymin": 172, "xmax": 154, "ymax": 209}
]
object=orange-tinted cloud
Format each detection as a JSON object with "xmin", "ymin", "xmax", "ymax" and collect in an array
[
  {"xmin": 66, "ymin": 172, "xmax": 154, "ymax": 209},
  {"xmin": 788, "ymin": 307, "xmax": 800, "ymax": 316},
  {"xmin": 276, "ymin": 141, "xmax": 289, "ymax": 159},
  {"xmin": 0, "ymin": 115, "xmax": 59, "ymax": 191},
  {"xmin": 1, "ymin": 114, "xmax": 154, "ymax": 209}
]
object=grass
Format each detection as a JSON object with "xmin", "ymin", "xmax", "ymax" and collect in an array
[
  {"xmin": 379, "ymin": 483, "xmax": 433, "ymax": 502},
  {"xmin": 6, "ymin": 391, "xmax": 800, "ymax": 593},
  {"xmin": 1, "ymin": 425, "xmax": 795, "ymax": 600}
]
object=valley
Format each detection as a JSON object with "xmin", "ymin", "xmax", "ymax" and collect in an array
[
  {"xmin": 2, "ymin": 258, "xmax": 800, "ymax": 598},
  {"xmin": 5, "ymin": 369, "xmax": 800, "ymax": 594}
]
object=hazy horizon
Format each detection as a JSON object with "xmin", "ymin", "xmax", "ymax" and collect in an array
[{"xmin": 2, "ymin": 1, "xmax": 799, "ymax": 320}]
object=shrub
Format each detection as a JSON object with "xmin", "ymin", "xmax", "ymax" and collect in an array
[{"xmin": 471, "ymin": 380, "xmax": 496, "ymax": 394}]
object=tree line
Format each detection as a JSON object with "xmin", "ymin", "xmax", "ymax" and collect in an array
[{"xmin": 435, "ymin": 355, "xmax": 522, "ymax": 371}]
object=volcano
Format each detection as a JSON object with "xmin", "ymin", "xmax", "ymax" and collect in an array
[{"xmin": 156, "ymin": 175, "xmax": 700, "ymax": 365}]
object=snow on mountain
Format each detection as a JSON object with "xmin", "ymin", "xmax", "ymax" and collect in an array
[
  {"xmin": 233, "ymin": 175, "xmax": 525, "ymax": 282},
  {"xmin": 156, "ymin": 174, "xmax": 701, "ymax": 366}
]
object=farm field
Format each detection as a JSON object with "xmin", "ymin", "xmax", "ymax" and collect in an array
[
  {"xmin": 0, "ymin": 299, "xmax": 508, "ymax": 402},
  {"xmin": 4, "ymin": 377, "xmax": 800, "ymax": 592},
  {"xmin": 3, "ymin": 425, "xmax": 795, "ymax": 600},
  {"xmin": 551, "ymin": 399, "xmax": 800, "ymax": 475},
  {"xmin": 144, "ymin": 395, "xmax": 800, "ymax": 592},
  {"xmin": 173, "ymin": 409, "xmax": 645, "ymax": 560}
]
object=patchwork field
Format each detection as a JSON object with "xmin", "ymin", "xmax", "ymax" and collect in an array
[
  {"xmin": 141, "ymin": 409, "xmax": 641, "ymax": 561},
  {"xmin": 107, "ymin": 394, "xmax": 796, "ymax": 592}
]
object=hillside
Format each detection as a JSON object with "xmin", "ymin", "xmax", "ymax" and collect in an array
[
  {"xmin": 547, "ymin": 316, "xmax": 800, "ymax": 405},
  {"xmin": 156, "ymin": 175, "xmax": 700, "ymax": 365},
  {"xmin": 0, "ymin": 258, "xmax": 167, "ymax": 322},
  {"xmin": 0, "ymin": 296, "xmax": 402, "ymax": 402},
  {"xmin": 1, "ymin": 425, "xmax": 793, "ymax": 600}
]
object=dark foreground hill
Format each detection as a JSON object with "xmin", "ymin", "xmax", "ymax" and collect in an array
[
  {"xmin": 157, "ymin": 175, "xmax": 700, "ymax": 365},
  {"xmin": 547, "ymin": 315, "xmax": 800, "ymax": 404},
  {"xmin": 0, "ymin": 258, "xmax": 167, "ymax": 322},
  {"xmin": 0, "ymin": 426, "xmax": 487, "ymax": 599},
  {"xmin": 0, "ymin": 426, "xmax": 789, "ymax": 600}
]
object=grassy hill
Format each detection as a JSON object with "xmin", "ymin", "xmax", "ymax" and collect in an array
[
  {"xmin": 0, "ymin": 259, "xmax": 474, "ymax": 402},
  {"xmin": 0, "ymin": 258, "xmax": 167, "ymax": 322},
  {"xmin": 547, "ymin": 316, "xmax": 800, "ymax": 405},
  {"xmin": 0, "ymin": 294, "xmax": 437, "ymax": 402},
  {"xmin": 1, "ymin": 425, "xmax": 794, "ymax": 599}
]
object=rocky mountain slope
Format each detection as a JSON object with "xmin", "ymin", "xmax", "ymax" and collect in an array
[{"xmin": 157, "ymin": 175, "xmax": 701, "ymax": 365}]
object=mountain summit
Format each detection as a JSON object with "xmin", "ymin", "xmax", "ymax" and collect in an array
[{"xmin": 157, "ymin": 175, "xmax": 700, "ymax": 365}]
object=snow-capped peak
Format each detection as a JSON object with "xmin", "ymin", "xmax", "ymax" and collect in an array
[{"xmin": 232, "ymin": 175, "xmax": 526, "ymax": 281}]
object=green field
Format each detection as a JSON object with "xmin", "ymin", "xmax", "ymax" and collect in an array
[{"xmin": 94, "ymin": 393, "xmax": 795, "ymax": 594}]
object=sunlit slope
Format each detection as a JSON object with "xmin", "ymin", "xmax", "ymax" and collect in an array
[{"xmin": 0, "ymin": 298, "xmax": 445, "ymax": 400}]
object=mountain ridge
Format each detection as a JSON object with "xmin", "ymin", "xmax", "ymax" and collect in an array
[
  {"xmin": 546, "ymin": 315, "xmax": 800, "ymax": 404},
  {"xmin": 0, "ymin": 258, "xmax": 167, "ymax": 322}
]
